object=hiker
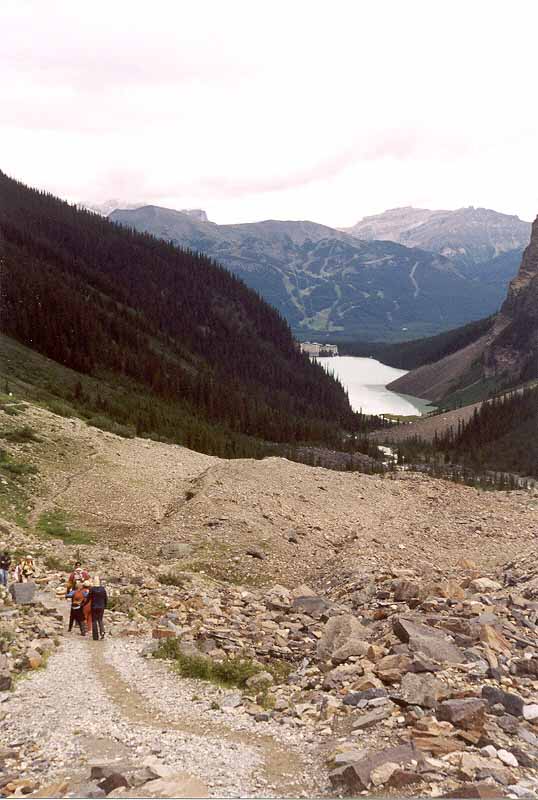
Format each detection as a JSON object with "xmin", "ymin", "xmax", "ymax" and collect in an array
[
  {"xmin": 82, "ymin": 579, "xmax": 92, "ymax": 635},
  {"xmin": 0, "ymin": 549, "xmax": 11, "ymax": 587},
  {"xmin": 66, "ymin": 562, "xmax": 90, "ymax": 592},
  {"xmin": 21, "ymin": 556, "xmax": 36, "ymax": 581},
  {"xmin": 14, "ymin": 555, "xmax": 35, "ymax": 583},
  {"xmin": 66, "ymin": 581, "xmax": 87, "ymax": 635},
  {"xmin": 89, "ymin": 576, "xmax": 107, "ymax": 641},
  {"xmin": 13, "ymin": 558, "xmax": 24, "ymax": 583}
]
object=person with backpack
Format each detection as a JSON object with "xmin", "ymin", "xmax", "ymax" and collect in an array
[
  {"xmin": 66, "ymin": 562, "xmax": 90, "ymax": 592},
  {"xmin": 89, "ymin": 576, "xmax": 107, "ymax": 641},
  {"xmin": 66, "ymin": 581, "xmax": 87, "ymax": 635},
  {"xmin": 0, "ymin": 549, "xmax": 11, "ymax": 587}
]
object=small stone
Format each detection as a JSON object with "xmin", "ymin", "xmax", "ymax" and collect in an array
[
  {"xmin": 437, "ymin": 698, "xmax": 486, "ymax": 729},
  {"xmin": 523, "ymin": 704, "xmax": 538, "ymax": 721},
  {"xmin": 497, "ymin": 749, "xmax": 518, "ymax": 767},
  {"xmin": 97, "ymin": 773, "xmax": 129, "ymax": 795},
  {"xmin": 370, "ymin": 761, "xmax": 398, "ymax": 786},
  {"xmin": 400, "ymin": 672, "xmax": 444, "ymax": 709}
]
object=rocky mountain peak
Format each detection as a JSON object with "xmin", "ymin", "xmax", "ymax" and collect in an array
[{"xmin": 179, "ymin": 208, "xmax": 209, "ymax": 222}]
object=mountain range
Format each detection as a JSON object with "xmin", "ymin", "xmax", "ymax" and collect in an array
[
  {"xmin": 344, "ymin": 205, "xmax": 530, "ymax": 268},
  {"xmin": 389, "ymin": 213, "xmax": 538, "ymax": 404},
  {"xmin": 108, "ymin": 204, "xmax": 530, "ymax": 341}
]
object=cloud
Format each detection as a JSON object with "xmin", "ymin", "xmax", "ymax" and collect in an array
[{"xmin": 1, "ymin": 0, "xmax": 537, "ymax": 224}]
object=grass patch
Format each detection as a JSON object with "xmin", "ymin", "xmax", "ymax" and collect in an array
[
  {"xmin": 158, "ymin": 572, "xmax": 186, "ymax": 587},
  {"xmin": 1, "ymin": 425, "xmax": 41, "ymax": 443},
  {"xmin": 154, "ymin": 638, "xmax": 291, "ymax": 689},
  {"xmin": 154, "ymin": 638, "xmax": 262, "ymax": 688},
  {"xmin": 46, "ymin": 399, "xmax": 75, "ymax": 418},
  {"xmin": 87, "ymin": 415, "xmax": 136, "ymax": 438},
  {"xmin": 36, "ymin": 510, "xmax": 94, "ymax": 545}
]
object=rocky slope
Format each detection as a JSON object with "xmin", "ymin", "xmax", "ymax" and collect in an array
[
  {"xmin": 345, "ymin": 206, "xmax": 531, "ymax": 268},
  {"xmin": 389, "ymin": 214, "xmax": 538, "ymax": 402},
  {"xmin": 109, "ymin": 206, "xmax": 514, "ymax": 340},
  {"xmin": 3, "ymin": 402, "xmax": 538, "ymax": 797}
]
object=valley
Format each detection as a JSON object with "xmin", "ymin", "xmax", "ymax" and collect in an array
[
  {"xmin": 2, "ymin": 397, "xmax": 538, "ymax": 797},
  {"xmin": 4, "ymin": 6, "xmax": 538, "ymax": 799}
]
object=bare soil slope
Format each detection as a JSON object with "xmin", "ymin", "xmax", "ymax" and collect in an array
[{"xmin": 8, "ymin": 404, "xmax": 538, "ymax": 588}]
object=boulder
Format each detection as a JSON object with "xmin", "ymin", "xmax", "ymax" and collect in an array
[
  {"xmin": 0, "ymin": 673, "xmax": 12, "ymax": 691},
  {"xmin": 9, "ymin": 582, "xmax": 36, "ymax": 604},
  {"xmin": 25, "ymin": 650, "xmax": 43, "ymax": 669},
  {"xmin": 329, "ymin": 742, "xmax": 422, "ymax": 793},
  {"xmin": 437, "ymin": 698, "xmax": 486, "ymax": 729},
  {"xmin": 375, "ymin": 653, "xmax": 412, "ymax": 683},
  {"xmin": 140, "ymin": 773, "xmax": 208, "ymax": 798},
  {"xmin": 497, "ymin": 749, "xmax": 518, "ymax": 767},
  {"xmin": 392, "ymin": 579, "xmax": 422, "ymax": 602},
  {"xmin": 392, "ymin": 616, "xmax": 463, "ymax": 664},
  {"xmin": 245, "ymin": 671, "xmax": 273, "ymax": 690},
  {"xmin": 292, "ymin": 595, "xmax": 333, "ymax": 619},
  {"xmin": 469, "ymin": 578, "xmax": 502, "ymax": 594},
  {"xmin": 352, "ymin": 707, "xmax": 391, "ymax": 729},
  {"xmin": 316, "ymin": 614, "xmax": 369, "ymax": 662},
  {"xmin": 482, "ymin": 685, "xmax": 525, "ymax": 717},
  {"xmin": 97, "ymin": 773, "xmax": 129, "ymax": 795},
  {"xmin": 523, "ymin": 704, "xmax": 538, "ymax": 721},
  {"xmin": 159, "ymin": 543, "xmax": 193, "ymax": 559},
  {"xmin": 479, "ymin": 624, "xmax": 511, "ymax": 655},
  {"xmin": 246, "ymin": 547, "xmax": 266, "ymax": 560},
  {"xmin": 370, "ymin": 761, "xmax": 399, "ymax": 786},
  {"xmin": 442, "ymin": 784, "xmax": 506, "ymax": 798},
  {"xmin": 343, "ymin": 688, "xmax": 388, "ymax": 706},
  {"xmin": 400, "ymin": 672, "xmax": 444, "ymax": 708}
]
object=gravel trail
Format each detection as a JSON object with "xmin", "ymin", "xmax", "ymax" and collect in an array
[{"xmin": 1, "ymin": 631, "xmax": 327, "ymax": 798}]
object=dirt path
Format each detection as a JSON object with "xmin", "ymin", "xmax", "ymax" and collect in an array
[{"xmin": 2, "ymin": 598, "xmax": 326, "ymax": 798}]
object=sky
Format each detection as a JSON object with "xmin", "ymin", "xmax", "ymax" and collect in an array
[{"xmin": 2, "ymin": 0, "xmax": 538, "ymax": 226}]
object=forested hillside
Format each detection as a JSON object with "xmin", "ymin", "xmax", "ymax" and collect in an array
[
  {"xmin": 0, "ymin": 171, "xmax": 378, "ymax": 457},
  {"xmin": 340, "ymin": 316, "xmax": 494, "ymax": 370},
  {"xmin": 432, "ymin": 386, "xmax": 538, "ymax": 476}
]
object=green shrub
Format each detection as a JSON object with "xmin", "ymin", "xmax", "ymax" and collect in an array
[
  {"xmin": 1, "ymin": 461, "xmax": 37, "ymax": 476},
  {"xmin": 1, "ymin": 426, "xmax": 41, "ymax": 443},
  {"xmin": 154, "ymin": 639, "xmax": 263, "ymax": 688},
  {"xmin": 158, "ymin": 572, "xmax": 185, "ymax": 587},
  {"xmin": 87, "ymin": 415, "xmax": 136, "ymax": 438},
  {"xmin": 46, "ymin": 399, "xmax": 75, "ymax": 418},
  {"xmin": 36, "ymin": 510, "xmax": 93, "ymax": 545}
]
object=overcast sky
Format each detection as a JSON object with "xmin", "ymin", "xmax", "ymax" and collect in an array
[{"xmin": 2, "ymin": 0, "xmax": 537, "ymax": 226}]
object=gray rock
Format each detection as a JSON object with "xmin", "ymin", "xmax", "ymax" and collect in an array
[
  {"xmin": 97, "ymin": 772, "xmax": 129, "ymax": 795},
  {"xmin": 400, "ymin": 672, "xmax": 443, "ymax": 709},
  {"xmin": 317, "ymin": 614, "xmax": 369, "ymax": 662},
  {"xmin": 392, "ymin": 616, "xmax": 463, "ymax": 664},
  {"xmin": 437, "ymin": 698, "xmax": 486, "ymax": 728},
  {"xmin": 352, "ymin": 706, "xmax": 391, "ymax": 729},
  {"xmin": 329, "ymin": 742, "xmax": 421, "ymax": 792},
  {"xmin": 159, "ymin": 543, "xmax": 193, "ymax": 559},
  {"xmin": 246, "ymin": 547, "xmax": 265, "ymax": 560},
  {"xmin": 291, "ymin": 595, "xmax": 333, "ymax": 619},
  {"xmin": 343, "ymin": 688, "xmax": 388, "ymax": 706},
  {"xmin": 221, "ymin": 692, "xmax": 243, "ymax": 709},
  {"xmin": 9, "ymin": 582, "xmax": 36, "ymax": 604},
  {"xmin": 482, "ymin": 685, "xmax": 525, "ymax": 717}
]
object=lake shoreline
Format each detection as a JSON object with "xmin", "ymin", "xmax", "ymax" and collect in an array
[{"xmin": 315, "ymin": 355, "xmax": 436, "ymax": 416}]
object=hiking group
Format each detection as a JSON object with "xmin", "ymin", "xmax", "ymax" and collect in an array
[
  {"xmin": 0, "ymin": 548, "xmax": 108, "ymax": 642},
  {"xmin": 66, "ymin": 561, "xmax": 108, "ymax": 641}
]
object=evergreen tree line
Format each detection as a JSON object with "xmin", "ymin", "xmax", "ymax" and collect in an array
[
  {"xmin": 0, "ymin": 171, "xmax": 388, "ymax": 459},
  {"xmin": 395, "ymin": 385, "xmax": 538, "ymax": 483}
]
